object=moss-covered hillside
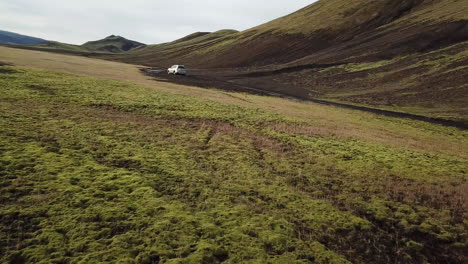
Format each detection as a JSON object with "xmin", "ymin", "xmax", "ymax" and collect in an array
[
  {"xmin": 0, "ymin": 65, "xmax": 467, "ymax": 263},
  {"xmin": 110, "ymin": 30, "xmax": 238, "ymax": 68},
  {"xmin": 111, "ymin": 0, "xmax": 468, "ymax": 67}
]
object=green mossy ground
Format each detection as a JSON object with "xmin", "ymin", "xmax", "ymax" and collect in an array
[{"xmin": 0, "ymin": 66, "xmax": 466, "ymax": 263}]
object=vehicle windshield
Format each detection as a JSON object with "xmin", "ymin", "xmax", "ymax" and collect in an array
[{"xmin": 178, "ymin": 66, "xmax": 185, "ymax": 69}]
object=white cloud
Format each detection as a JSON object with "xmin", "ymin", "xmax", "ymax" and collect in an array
[{"xmin": 0, "ymin": 0, "xmax": 316, "ymax": 44}]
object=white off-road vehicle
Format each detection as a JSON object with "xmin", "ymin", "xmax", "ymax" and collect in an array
[{"xmin": 167, "ymin": 65, "xmax": 187, "ymax": 75}]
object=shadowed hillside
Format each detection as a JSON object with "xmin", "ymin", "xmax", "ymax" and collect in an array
[
  {"xmin": 106, "ymin": 0, "xmax": 467, "ymax": 123},
  {"xmin": 0, "ymin": 30, "xmax": 46, "ymax": 45},
  {"xmin": 114, "ymin": 29, "xmax": 238, "ymax": 66},
  {"xmin": 111, "ymin": 0, "xmax": 468, "ymax": 67}
]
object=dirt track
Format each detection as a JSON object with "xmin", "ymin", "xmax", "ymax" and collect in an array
[{"xmin": 142, "ymin": 68, "xmax": 468, "ymax": 130}]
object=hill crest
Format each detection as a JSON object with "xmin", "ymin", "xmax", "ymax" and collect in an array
[
  {"xmin": 0, "ymin": 30, "xmax": 47, "ymax": 45},
  {"xmin": 82, "ymin": 35, "xmax": 145, "ymax": 53}
]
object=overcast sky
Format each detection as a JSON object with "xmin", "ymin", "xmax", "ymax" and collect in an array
[{"xmin": 0, "ymin": 0, "xmax": 316, "ymax": 45}]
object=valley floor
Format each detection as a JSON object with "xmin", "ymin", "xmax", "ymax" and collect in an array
[
  {"xmin": 141, "ymin": 68, "xmax": 468, "ymax": 130},
  {"xmin": 0, "ymin": 47, "xmax": 467, "ymax": 263}
]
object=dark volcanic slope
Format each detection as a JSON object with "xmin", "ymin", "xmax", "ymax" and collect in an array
[
  {"xmin": 111, "ymin": 0, "xmax": 467, "ymax": 122},
  {"xmin": 112, "ymin": 0, "xmax": 468, "ymax": 68},
  {"xmin": 109, "ymin": 29, "xmax": 238, "ymax": 66},
  {"xmin": 0, "ymin": 30, "xmax": 47, "ymax": 45}
]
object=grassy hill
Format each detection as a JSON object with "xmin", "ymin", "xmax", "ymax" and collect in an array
[
  {"xmin": 32, "ymin": 41, "xmax": 86, "ymax": 51},
  {"xmin": 229, "ymin": 41, "xmax": 468, "ymax": 123},
  {"xmin": 112, "ymin": 0, "xmax": 468, "ymax": 67},
  {"xmin": 20, "ymin": 41, "xmax": 97, "ymax": 55},
  {"xmin": 106, "ymin": 0, "xmax": 468, "ymax": 125},
  {"xmin": 0, "ymin": 30, "xmax": 46, "ymax": 45},
  {"xmin": 0, "ymin": 47, "xmax": 467, "ymax": 264},
  {"xmin": 7, "ymin": 41, "xmax": 111, "ymax": 57},
  {"xmin": 110, "ymin": 30, "xmax": 238, "ymax": 67},
  {"xmin": 82, "ymin": 35, "xmax": 145, "ymax": 53}
]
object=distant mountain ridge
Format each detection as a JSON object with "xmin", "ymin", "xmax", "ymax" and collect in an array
[
  {"xmin": 0, "ymin": 30, "xmax": 47, "ymax": 45},
  {"xmin": 15, "ymin": 35, "xmax": 146, "ymax": 54}
]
